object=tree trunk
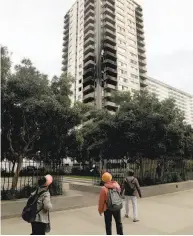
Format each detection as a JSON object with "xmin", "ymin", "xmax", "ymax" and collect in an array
[
  {"xmin": 11, "ymin": 161, "xmax": 16, "ymax": 174},
  {"xmin": 11, "ymin": 155, "xmax": 23, "ymax": 190},
  {"xmin": 139, "ymin": 158, "xmax": 144, "ymax": 182}
]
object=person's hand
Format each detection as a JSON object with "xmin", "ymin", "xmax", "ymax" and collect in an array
[{"xmin": 99, "ymin": 212, "xmax": 102, "ymax": 216}]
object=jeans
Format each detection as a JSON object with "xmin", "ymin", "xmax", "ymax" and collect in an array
[
  {"xmin": 104, "ymin": 209, "xmax": 123, "ymax": 235},
  {"xmin": 31, "ymin": 222, "xmax": 46, "ymax": 235},
  {"xmin": 125, "ymin": 196, "xmax": 138, "ymax": 220}
]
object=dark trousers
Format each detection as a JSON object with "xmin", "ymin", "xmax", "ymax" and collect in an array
[
  {"xmin": 31, "ymin": 222, "xmax": 46, "ymax": 235},
  {"xmin": 104, "ymin": 209, "xmax": 123, "ymax": 235}
]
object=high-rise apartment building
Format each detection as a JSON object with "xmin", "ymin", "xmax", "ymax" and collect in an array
[
  {"xmin": 147, "ymin": 77, "xmax": 193, "ymax": 127},
  {"xmin": 62, "ymin": 0, "xmax": 147, "ymax": 111}
]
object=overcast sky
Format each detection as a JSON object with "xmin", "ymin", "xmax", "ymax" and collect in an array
[{"xmin": 0, "ymin": 0, "xmax": 193, "ymax": 95}]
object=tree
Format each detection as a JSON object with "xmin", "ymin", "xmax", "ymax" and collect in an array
[
  {"xmin": 1, "ymin": 51, "xmax": 82, "ymax": 189},
  {"xmin": 77, "ymin": 90, "xmax": 193, "ymax": 180}
]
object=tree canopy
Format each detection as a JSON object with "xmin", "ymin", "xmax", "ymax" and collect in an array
[{"xmin": 1, "ymin": 47, "xmax": 83, "ymax": 188}]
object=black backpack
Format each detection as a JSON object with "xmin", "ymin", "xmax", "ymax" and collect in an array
[
  {"xmin": 22, "ymin": 189, "xmax": 47, "ymax": 223},
  {"xmin": 106, "ymin": 188, "xmax": 123, "ymax": 212},
  {"xmin": 124, "ymin": 177, "xmax": 136, "ymax": 195}
]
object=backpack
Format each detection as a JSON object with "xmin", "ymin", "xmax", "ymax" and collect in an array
[
  {"xmin": 22, "ymin": 189, "xmax": 47, "ymax": 223},
  {"xmin": 124, "ymin": 177, "xmax": 136, "ymax": 195},
  {"xmin": 106, "ymin": 188, "xmax": 123, "ymax": 211}
]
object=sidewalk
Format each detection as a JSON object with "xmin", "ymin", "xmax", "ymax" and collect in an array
[{"xmin": 1, "ymin": 190, "xmax": 193, "ymax": 235}]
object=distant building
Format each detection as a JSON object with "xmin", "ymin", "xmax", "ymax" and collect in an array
[{"xmin": 147, "ymin": 77, "xmax": 193, "ymax": 127}]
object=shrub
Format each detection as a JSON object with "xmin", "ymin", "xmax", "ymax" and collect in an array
[{"xmin": 163, "ymin": 172, "xmax": 182, "ymax": 183}]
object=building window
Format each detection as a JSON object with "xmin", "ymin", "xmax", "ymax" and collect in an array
[
  {"xmin": 130, "ymin": 59, "xmax": 137, "ymax": 65},
  {"xmin": 79, "ymin": 79, "xmax": 82, "ymax": 83},
  {"xmin": 79, "ymin": 87, "xmax": 82, "ymax": 91},
  {"xmin": 131, "ymin": 73, "xmax": 138, "ymax": 79}
]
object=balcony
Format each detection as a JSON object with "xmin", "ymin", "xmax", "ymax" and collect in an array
[
  {"xmin": 137, "ymin": 27, "xmax": 144, "ymax": 34},
  {"xmin": 85, "ymin": 1, "xmax": 94, "ymax": 12},
  {"xmin": 83, "ymin": 67, "xmax": 94, "ymax": 77},
  {"xmin": 84, "ymin": 52, "xmax": 95, "ymax": 62},
  {"xmin": 104, "ymin": 100, "xmax": 117, "ymax": 109},
  {"xmin": 84, "ymin": 37, "xmax": 95, "ymax": 48},
  {"xmin": 140, "ymin": 79, "xmax": 147, "ymax": 88},
  {"xmin": 103, "ymin": 1, "xmax": 114, "ymax": 12},
  {"xmin": 104, "ymin": 92, "xmax": 112, "ymax": 98},
  {"xmin": 84, "ymin": 16, "xmax": 94, "ymax": 27},
  {"xmin": 83, "ymin": 84, "xmax": 94, "ymax": 93},
  {"xmin": 62, "ymin": 53, "xmax": 68, "ymax": 60},
  {"xmin": 138, "ymin": 45, "xmax": 146, "ymax": 53},
  {"xmin": 62, "ymin": 58, "xmax": 68, "ymax": 65},
  {"xmin": 104, "ymin": 59, "xmax": 117, "ymax": 69},
  {"xmin": 104, "ymin": 28, "xmax": 116, "ymax": 40},
  {"xmin": 85, "ymin": 0, "xmax": 94, "ymax": 5},
  {"xmin": 104, "ymin": 83, "xmax": 116, "ymax": 90},
  {"xmin": 103, "ymin": 13, "xmax": 115, "ymax": 24},
  {"xmin": 62, "ymin": 65, "xmax": 67, "ymax": 72},
  {"xmin": 84, "ymin": 44, "xmax": 95, "ymax": 55},
  {"xmin": 140, "ymin": 73, "xmax": 147, "ymax": 80},
  {"xmin": 63, "ymin": 32, "xmax": 69, "ymax": 41},
  {"xmin": 139, "ymin": 66, "xmax": 147, "ymax": 74},
  {"xmin": 84, "ymin": 30, "xmax": 95, "ymax": 41},
  {"xmin": 138, "ymin": 59, "xmax": 146, "ymax": 66},
  {"xmin": 83, "ymin": 76, "xmax": 95, "ymax": 85},
  {"xmin": 103, "ymin": 8, "xmax": 115, "ymax": 19},
  {"xmin": 62, "ymin": 46, "xmax": 68, "ymax": 53},
  {"xmin": 138, "ymin": 52, "xmax": 146, "ymax": 60},
  {"xmin": 136, "ymin": 7, "xmax": 143, "ymax": 16},
  {"xmin": 63, "ymin": 25, "xmax": 69, "ymax": 34},
  {"xmin": 104, "ymin": 36, "xmax": 116, "ymax": 46},
  {"xmin": 63, "ymin": 39, "xmax": 68, "ymax": 47},
  {"xmin": 104, "ymin": 51, "xmax": 116, "ymax": 60},
  {"xmin": 83, "ymin": 92, "xmax": 95, "ymax": 102},
  {"xmin": 137, "ymin": 39, "xmax": 145, "ymax": 47},
  {"xmin": 84, "ymin": 9, "xmax": 95, "ymax": 20},
  {"xmin": 136, "ymin": 21, "xmax": 144, "ymax": 29},
  {"xmin": 84, "ymin": 23, "xmax": 94, "ymax": 35},
  {"xmin": 64, "ymin": 15, "xmax": 69, "ymax": 24},
  {"xmin": 137, "ymin": 33, "xmax": 144, "ymax": 40},
  {"xmin": 84, "ymin": 60, "xmax": 95, "ymax": 69},
  {"xmin": 103, "ymin": 42, "xmax": 116, "ymax": 53},
  {"xmin": 63, "ymin": 21, "xmax": 69, "ymax": 30},
  {"xmin": 105, "ymin": 67, "xmax": 117, "ymax": 76},
  {"xmin": 103, "ymin": 21, "xmax": 115, "ymax": 32},
  {"xmin": 104, "ymin": 75, "xmax": 117, "ymax": 86},
  {"xmin": 135, "ymin": 13, "xmax": 143, "ymax": 23}
]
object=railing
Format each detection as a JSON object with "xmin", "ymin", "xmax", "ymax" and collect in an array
[{"xmin": 92, "ymin": 159, "xmax": 193, "ymax": 186}]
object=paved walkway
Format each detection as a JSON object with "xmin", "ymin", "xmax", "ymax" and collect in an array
[{"xmin": 1, "ymin": 190, "xmax": 193, "ymax": 235}]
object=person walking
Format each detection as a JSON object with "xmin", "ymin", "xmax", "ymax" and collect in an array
[
  {"xmin": 123, "ymin": 169, "xmax": 142, "ymax": 222},
  {"xmin": 98, "ymin": 172, "xmax": 124, "ymax": 235},
  {"xmin": 22, "ymin": 174, "xmax": 53, "ymax": 235}
]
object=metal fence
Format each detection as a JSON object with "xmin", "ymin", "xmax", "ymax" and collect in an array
[
  {"xmin": 92, "ymin": 158, "xmax": 193, "ymax": 186},
  {"xmin": 1, "ymin": 159, "xmax": 66, "ymax": 200}
]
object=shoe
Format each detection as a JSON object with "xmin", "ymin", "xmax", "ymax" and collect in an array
[
  {"xmin": 133, "ymin": 219, "xmax": 139, "ymax": 222},
  {"xmin": 125, "ymin": 215, "xmax": 129, "ymax": 218}
]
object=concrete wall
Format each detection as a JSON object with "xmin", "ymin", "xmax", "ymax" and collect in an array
[
  {"xmin": 69, "ymin": 180, "xmax": 193, "ymax": 197},
  {"xmin": 1, "ymin": 193, "xmax": 84, "ymax": 219}
]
